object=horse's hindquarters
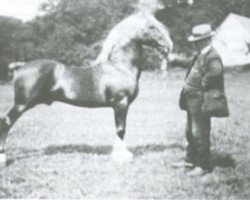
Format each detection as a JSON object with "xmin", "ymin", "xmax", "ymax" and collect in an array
[{"xmin": 14, "ymin": 60, "xmax": 57, "ymax": 106}]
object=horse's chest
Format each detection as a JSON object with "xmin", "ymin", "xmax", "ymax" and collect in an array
[{"xmin": 101, "ymin": 69, "xmax": 138, "ymax": 98}]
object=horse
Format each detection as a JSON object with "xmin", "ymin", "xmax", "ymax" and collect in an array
[{"xmin": 0, "ymin": 3, "xmax": 173, "ymax": 165}]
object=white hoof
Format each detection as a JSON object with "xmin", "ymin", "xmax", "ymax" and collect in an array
[
  {"xmin": 111, "ymin": 150, "xmax": 133, "ymax": 164},
  {"xmin": 0, "ymin": 153, "xmax": 7, "ymax": 168}
]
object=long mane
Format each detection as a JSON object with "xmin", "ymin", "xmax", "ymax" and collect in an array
[{"xmin": 94, "ymin": 14, "xmax": 144, "ymax": 64}]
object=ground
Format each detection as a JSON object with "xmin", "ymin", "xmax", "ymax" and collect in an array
[{"xmin": 0, "ymin": 69, "xmax": 249, "ymax": 199}]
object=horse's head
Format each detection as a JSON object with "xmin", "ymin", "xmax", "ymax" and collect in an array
[
  {"xmin": 153, "ymin": 28, "xmax": 173, "ymax": 58},
  {"xmin": 139, "ymin": 18, "xmax": 173, "ymax": 58},
  {"xmin": 133, "ymin": 0, "xmax": 173, "ymax": 56}
]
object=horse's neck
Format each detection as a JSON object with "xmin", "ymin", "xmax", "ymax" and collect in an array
[
  {"xmin": 98, "ymin": 41, "xmax": 142, "ymax": 80},
  {"xmin": 94, "ymin": 13, "xmax": 151, "ymax": 79},
  {"xmin": 95, "ymin": 14, "xmax": 144, "ymax": 64},
  {"xmin": 113, "ymin": 42, "xmax": 142, "ymax": 73},
  {"xmin": 115, "ymin": 41, "xmax": 142, "ymax": 62}
]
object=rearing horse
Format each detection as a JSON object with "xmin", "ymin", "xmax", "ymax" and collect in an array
[{"xmin": 0, "ymin": 0, "xmax": 172, "ymax": 165}]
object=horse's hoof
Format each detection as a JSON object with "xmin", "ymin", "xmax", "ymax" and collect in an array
[
  {"xmin": 0, "ymin": 154, "xmax": 7, "ymax": 168},
  {"xmin": 111, "ymin": 150, "xmax": 133, "ymax": 164}
]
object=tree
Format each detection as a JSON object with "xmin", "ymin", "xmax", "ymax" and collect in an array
[
  {"xmin": 1, "ymin": 0, "xmax": 250, "ymax": 80},
  {"xmin": 159, "ymin": 0, "xmax": 250, "ymax": 54},
  {"xmin": 0, "ymin": 16, "xmax": 24, "ymax": 80},
  {"xmin": 27, "ymin": 0, "xmax": 134, "ymax": 66}
]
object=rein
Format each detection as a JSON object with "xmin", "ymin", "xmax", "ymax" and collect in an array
[{"xmin": 160, "ymin": 58, "xmax": 168, "ymax": 92}]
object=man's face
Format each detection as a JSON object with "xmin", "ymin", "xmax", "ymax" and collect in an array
[
  {"xmin": 193, "ymin": 41, "xmax": 202, "ymax": 50},
  {"xmin": 192, "ymin": 38, "xmax": 212, "ymax": 51}
]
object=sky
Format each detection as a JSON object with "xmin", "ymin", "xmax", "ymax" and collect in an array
[{"xmin": 0, "ymin": 0, "xmax": 45, "ymax": 22}]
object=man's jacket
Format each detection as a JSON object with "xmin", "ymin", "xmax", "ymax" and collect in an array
[
  {"xmin": 170, "ymin": 47, "xmax": 229, "ymax": 116},
  {"xmin": 171, "ymin": 47, "xmax": 225, "ymax": 92}
]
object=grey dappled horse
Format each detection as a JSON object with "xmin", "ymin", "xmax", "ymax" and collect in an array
[{"xmin": 0, "ymin": 1, "xmax": 173, "ymax": 165}]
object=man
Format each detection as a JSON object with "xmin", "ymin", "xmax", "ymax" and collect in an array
[{"xmin": 168, "ymin": 24, "xmax": 229, "ymax": 176}]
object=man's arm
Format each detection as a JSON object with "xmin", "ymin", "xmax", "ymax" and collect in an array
[
  {"xmin": 167, "ymin": 54, "xmax": 194, "ymax": 68},
  {"xmin": 202, "ymin": 59, "xmax": 223, "ymax": 90}
]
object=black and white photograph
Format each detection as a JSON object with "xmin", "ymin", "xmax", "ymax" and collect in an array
[{"xmin": 0, "ymin": 0, "xmax": 250, "ymax": 198}]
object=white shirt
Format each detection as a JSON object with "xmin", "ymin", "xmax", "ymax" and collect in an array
[{"xmin": 200, "ymin": 44, "xmax": 212, "ymax": 55}]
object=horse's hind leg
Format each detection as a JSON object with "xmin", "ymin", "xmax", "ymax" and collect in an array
[
  {"xmin": 0, "ymin": 103, "xmax": 31, "ymax": 166},
  {"xmin": 111, "ymin": 97, "xmax": 133, "ymax": 164}
]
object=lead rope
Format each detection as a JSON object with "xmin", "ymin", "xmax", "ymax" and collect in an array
[{"xmin": 160, "ymin": 58, "xmax": 168, "ymax": 93}]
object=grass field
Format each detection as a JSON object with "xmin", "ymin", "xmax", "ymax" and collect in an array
[{"xmin": 0, "ymin": 69, "xmax": 249, "ymax": 199}]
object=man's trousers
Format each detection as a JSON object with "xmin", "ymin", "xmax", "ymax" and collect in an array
[{"xmin": 184, "ymin": 89, "xmax": 211, "ymax": 171}]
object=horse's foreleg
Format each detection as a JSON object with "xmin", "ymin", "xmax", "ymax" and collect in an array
[
  {"xmin": 111, "ymin": 97, "xmax": 133, "ymax": 164},
  {"xmin": 0, "ymin": 104, "xmax": 30, "ymax": 166}
]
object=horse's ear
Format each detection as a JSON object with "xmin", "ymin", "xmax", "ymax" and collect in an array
[
  {"xmin": 157, "ymin": 0, "xmax": 165, "ymax": 10},
  {"xmin": 187, "ymin": 0, "xmax": 194, "ymax": 5},
  {"xmin": 176, "ymin": 0, "xmax": 193, "ymax": 6}
]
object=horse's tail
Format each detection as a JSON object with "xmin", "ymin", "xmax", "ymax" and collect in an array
[
  {"xmin": 8, "ymin": 62, "xmax": 26, "ymax": 80},
  {"xmin": 8, "ymin": 62, "xmax": 26, "ymax": 71}
]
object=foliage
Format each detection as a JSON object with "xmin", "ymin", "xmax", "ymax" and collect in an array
[
  {"xmin": 1, "ymin": 0, "xmax": 250, "ymax": 79},
  {"xmin": 159, "ymin": 0, "xmax": 250, "ymax": 53},
  {"xmin": 27, "ymin": 0, "xmax": 134, "ymax": 65},
  {"xmin": 0, "ymin": 17, "xmax": 24, "ymax": 79}
]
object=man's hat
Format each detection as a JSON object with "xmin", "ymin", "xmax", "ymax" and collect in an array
[{"xmin": 188, "ymin": 24, "xmax": 215, "ymax": 42}]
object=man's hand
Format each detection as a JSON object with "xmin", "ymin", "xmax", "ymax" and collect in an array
[
  {"xmin": 167, "ymin": 53, "xmax": 176, "ymax": 63},
  {"xmin": 166, "ymin": 53, "xmax": 194, "ymax": 68}
]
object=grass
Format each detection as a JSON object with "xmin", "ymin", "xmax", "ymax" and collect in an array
[{"xmin": 0, "ymin": 69, "xmax": 249, "ymax": 199}]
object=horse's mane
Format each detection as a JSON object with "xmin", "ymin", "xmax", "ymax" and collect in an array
[
  {"xmin": 93, "ymin": 11, "xmax": 171, "ymax": 65},
  {"xmin": 93, "ymin": 14, "xmax": 143, "ymax": 65}
]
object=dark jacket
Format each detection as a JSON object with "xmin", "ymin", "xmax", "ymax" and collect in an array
[
  {"xmin": 170, "ymin": 47, "xmax": 229, "ymax": 116},
  {"xmin": 171, "ymin": 48, "xmax": 225, "ymax": 92}
]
